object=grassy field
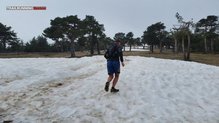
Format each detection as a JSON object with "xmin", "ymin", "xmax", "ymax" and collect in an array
[
  {"xmin": 0, "ymin": 51, "xmax": 219, "ymax": 66},
  {"xmin": 124, "ymin": 51, "xmax": 219, "ymax": 66},
  {"xmin": 0, "ymin": 51, "xmax": 90, "ymax": 58}
]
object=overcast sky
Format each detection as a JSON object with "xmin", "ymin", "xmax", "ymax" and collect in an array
[{"xmin": 0, "ymin": 0, "xmax": 219, "ymax": 42}]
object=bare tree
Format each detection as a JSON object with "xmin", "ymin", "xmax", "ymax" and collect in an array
[{"xmin": 175, "ymin": 12, "xmax": 194, "ymax": 61}]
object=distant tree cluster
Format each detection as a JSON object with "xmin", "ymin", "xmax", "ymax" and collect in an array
[
  {"xmin": 1, "ymin": 14, "xmax": 219, "ymax": 59},
  {"xmin": 0, "ymin": 22, "xmax": 21, "ymax": 52},
  {"xmin": 113, "ymin": 32, "xmax": 140, "ymax": 51},
  {"xmin": 142, "ymin": 13, "xmax": 219, "ymax": 60},
  {"xmin": 25, "ymin": 36, "xmax": 51, "ymax": 52},
  {"xmin": 43, "ymin": 15, "xmax": 108, "ymax": 57}
]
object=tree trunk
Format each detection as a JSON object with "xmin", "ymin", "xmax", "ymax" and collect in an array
[
  {"xmin": 90, "ymin": 43, "xmax": 94, "ymax": 55},
  {"xmin": 186, "ymin": 34, "xmax": 191, "ymax": 61},
  {"xmin": 151, "ymin": 44, "xmax": 154, "ymax": 53},
  {"xmin": 204, "ymin": 36, "xmax": 207, "ymax": 53},
  {"xmin": 97, "ymin": 39, "xmax": 100, "ymax": 55},
  {"xmin": 174, "ymin": 37, "xmax": 178, "ymax": 53},
  {"xmin": 211, "ymin": 39, "xmax": 214, "ymax": 53},
  {"xmin": 159, "ymin": 41, "xmax": 162, "ymax": 53},
  {"xmin": 90, "ymin": 35, "xmax": 95, "ymax": 55},
  {"xmin": 182, "ymin": 36, "xmax": 185, "ymax": 53},
  {"xmin": 129, "ymin": 45, "xmax": 131, "ymax": 51},
  {"xmin": 60, "ymin": 41, "xmax": 64, "ymax": 52},
  {"xmin": 2, "ymin": 40, "xmax": 6, "ymax": 51},
  {"xmin": 182, "ymin": 36, "xmax": 186, "ymax": 60},
  {"xmin": 70, "ymin": 40, "xmax": 76, "ymax": 57}
]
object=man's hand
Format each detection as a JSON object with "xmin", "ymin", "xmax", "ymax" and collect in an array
[{"xmin": 122, "ymin": 62, "xmax": 125, "ymax": 67}]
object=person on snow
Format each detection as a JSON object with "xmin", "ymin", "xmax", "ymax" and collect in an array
[{"xmin": 104, "ymin": 39, "xmax": 125, "ymax": 93}]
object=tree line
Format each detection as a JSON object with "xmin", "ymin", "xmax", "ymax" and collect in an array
[{"xmin": 0, "ymin": 13, "xmax": 219, "ymax": 59}]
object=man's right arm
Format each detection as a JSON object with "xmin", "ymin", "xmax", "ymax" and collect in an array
[{"xmin": 119, "ymin": 47, "xmax": 124, "ymax": 67}]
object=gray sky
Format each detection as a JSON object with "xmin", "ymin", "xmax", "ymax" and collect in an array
[{"xmin": 0, "ymin": 0, "xmax": 219, "ymax": 42}]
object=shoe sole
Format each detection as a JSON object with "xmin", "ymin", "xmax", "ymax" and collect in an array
[{"xmin": 111, "ymin": 90, "xmax": 119, "ymax": 93}]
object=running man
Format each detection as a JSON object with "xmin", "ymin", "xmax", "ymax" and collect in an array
[{"xmin": 104, "ymin": 39, "xmax": 125, "ymax": 93}]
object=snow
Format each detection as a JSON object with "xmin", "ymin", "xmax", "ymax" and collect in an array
[
  {"xmin": 0, "ymin": 56, "xmax": 219, "ymax": 123},
  {"xmin": 124, "ymin": 47, "xmax": 149, "ymax": 51}
]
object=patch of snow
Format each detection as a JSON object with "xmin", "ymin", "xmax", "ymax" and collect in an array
[{"xmin": 0, "ymin": 56, "xmax": 219, "ymax": 123}]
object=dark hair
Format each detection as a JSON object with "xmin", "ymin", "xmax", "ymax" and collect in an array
[{"xmin": 115, "ymin": 39, "xmax": 121, "ymax": 42}]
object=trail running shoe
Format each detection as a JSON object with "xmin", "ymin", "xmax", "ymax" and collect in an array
[
  {"xmin": 104, "ymin": 82, "xmax": 110, "ymax": 92},
  {"xmin": 111, "ymin": 87, "xmax": 119, "ymax": 93}
]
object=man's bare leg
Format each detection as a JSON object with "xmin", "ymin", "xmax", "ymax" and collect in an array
[
  {"xmin": 107, "ymin": 74, "xmax": 114, "ymax": 82},
  {"xmin": 112, "ymin": 73, "xmax": 119, "ymax": 87},
  {"xmin": 105, "ymin": 74, "xmax": 114, "ymax": 92},
  {"xmin": 111, "ymin": 73, "xmax": 120, "ymax": 92}
]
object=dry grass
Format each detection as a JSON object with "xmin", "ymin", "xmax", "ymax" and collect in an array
[
  {"xmin": 0, "ymin": 52, "xmax": 68, "ymax": 58},
  {"xmin": 190, "ymin": 53, "xmax": 219, "ymax": 66},
  {"xmin": 1, "ymin": 50, "xmax": 219, "ymax": 66},
  {"xmin": 124, "ymin": 51, "xmax": 184, "ymax": 60},
  {"xmin": 0, "ymin": 51, "xmax": 91, "ymax": 58},
  {"xmin": 124, "ymin": 50, "xmax": 219, "ymax": 66}
]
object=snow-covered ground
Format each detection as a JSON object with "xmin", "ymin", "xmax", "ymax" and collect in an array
[
  {"xmin": 124, "ymin": 46, "xmax": 149, "ymax": 51},
  {"xmin": 0, "ymin": 56, "xmax": 219, "ymax": 123}
]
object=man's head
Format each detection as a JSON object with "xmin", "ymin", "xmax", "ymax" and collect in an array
[{"xmin": 114, "ymin": 39, "xmax": 121, "ymax": 46}]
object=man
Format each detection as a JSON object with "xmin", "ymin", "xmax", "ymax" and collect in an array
[{"xmin": 104, "ymin": 39, "xmax": 125, "ymax": 93}]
